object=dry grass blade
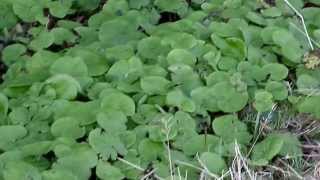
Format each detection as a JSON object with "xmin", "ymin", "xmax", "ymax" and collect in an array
[
  {"xmin": 230, "ymin": 142, "xmax": 256, "ymax": 180},
  {"xmin": 278, "ymin": 158, "xmax": 304, "ymax": 180}
]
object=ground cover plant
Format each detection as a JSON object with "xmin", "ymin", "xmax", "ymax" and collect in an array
[{"xmin": 0, "ymin": 0, "xmax": 320, "ymax": 179}]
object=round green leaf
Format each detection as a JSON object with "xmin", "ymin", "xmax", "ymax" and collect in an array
[
  {"xmin": 2, "ymin": 44, "xmax": 26, "ymax": 65},
  {"xmin": 68, "ymin": 48, "xmax": 109, "ymax": 76},
  {"xmin": 3, "ymin": 161, "xmax": 41, "ymax": 180},
  {"xmin": 166, "ymin": 89, "xmax": 196, "ymax": 112},
  {"xmin": 30, "ymin": 31, "xmax": 55, "ymax": 50},
  {"xmin": 48, "ymin": 0, "xmax": 73, "ymax": 18},
  {"xmin": 265, "ymin": 81, "xmax": 288, "ymax": 100},
  {"xmin": 251, "ymin": 134, "xmax": 284, "ymax": 165},
  {"xmin": 0, "ymin": 125, "xmax": 27, "ymax": 150},
  {"xmin": 138, "ymin": 36, "xmax": 169, "ymax": 60},
  {"xmin": 254, "ymin": 91, "xmax": 274, "ymax": 112},
  {"xmin": 141, "ymin": 76, "xmax": 171, "ymax": 95},
  {"xmin": 199, "ymin": 152, "xmax": 227, "ymax": 174},
  {"xmin": 51, "ymin": 27, "xmax": 77, "ymax": 45},
  {"xmin": 154, "ymin": 0, "xmax": 188, "ymax": 16},
  {"xmin": 263, "ymin": 63, "xmax": 288, "ymax": 81},
  {"xmin": 167, "ymin": 49, "xmax": 197, "ymax": 66},
  {"xmin": 51, "ymin": 117, "xmax": 85, "ymax": 139},
  {"xmin": 50, "ymin": 56, "xmax": 88, "ymax": 77},
  {"xmin": 212, "ymin": 82, "xmax": 248, "ymax": 113},
  {"xmin": 96, "ymin": 161, "xmax": 125, "ymax": 180},
  {"xmin": 99, "ymin": 19, "xmax": 143, "ymax": 47},
  {"xmin": 101, "ymin": 92, "xmax": 136, "ymax": 116},
  {"xmin": 45, "ymin": 74, "xmax": 81, "ymax": 100},
  {"xmin": 212, "ymin": 115, "xmax": 251, "ymax": 144},
  {"xmin": 138, "ymin": 139, "xmax": 163, "ymax": 162},
  {"xmin": 182, "ymin": 135, "xmax": 220, "ymax": 156},
  {"xmin": 272, "ymin": 29, "xmax": 304, "ymax": 63},
  {"xmin": 97, "ymin": 111, "xmax": 127, "ymax": 134},
  {"xmin": 296, "ymin": 74, "xmax": 320, "ymax": 95}
]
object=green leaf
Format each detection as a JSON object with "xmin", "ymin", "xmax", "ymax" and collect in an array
[
  {"xmin": 204, "ymin": 51, "xmax": 221, "ymax": 70},
  {"xmin": 0, "ymin": 93, "xmax": 9, "ymax": 118},
  {"xmin": 51, "ymin": 27, "xmax": 77, "ymax": 45},
  {"xmin": 138, "ymin": 36, "xmax": 169, "ymax": 60},
  {"xmin": 218, "ymin": 57, "xmax": 238, "ymax": 71},
  {"xmin": 53, "ymin": 100, "xmax": 100, "ymax": 125},
  {"xmin": 99, "ymin": 19, "xmax": 143, "ymax": 47},
  {"xmin": 0, "ymin": 125, "xmax": 27, "ymax": 150},
  {"xmin": 48, "ymin": 0, "xmax": 73, "ymax": 18},
  {"xmin": 246, "ymin": 12, "xmax": 267, "ymax": 26},
  {"xmin": 265, "ymin": 81, "xmax": 288, "ymax": 100},
  {"xmin": 45, "ymin": 74, "xmax": 81, "ymax": 100},
  {"xmin": 163, "ymin": 33, "xmax": 198, "ymax": 49},
  {"xmin": 298, "ymin": 96, "xmax": 320, "ymax": 118},
  {"xmin": 199, "ymin": 152, "xmax": 227, "ymax": 174},
  {"xmin": 191, "ymin": 87, "xmax": 219, "ymax": 113},
  {"xmin": 42, "ymin": 169, "xmax": 78, "ymax": 180},
  {"xmin": 169, "ymin": 64, "xmax": 203, "ymax": 93},
  {"xmin": 12, "ymin": 0, "xmax": 44, "ymax": 22},
  {"xmin": 141, "ymin": 76, "xmax": 171, "ymax": 95},
  {"xmin": 254, "ymin": 91, "xmax": 274, "ymax": 112},
  {"xmin": 89, "ymin": 128, "xmax": 127, "ymax": 160},
  {"xmin": 106, "ymin": 56, "xmax": 143, "ymax": 83},
  {"xmin": 212, "ymin": 82, "xmax": 248, "ymax": 113},
  {"xmin": 30, "ymin": 31, "xmax": 55, "ymax": 50},
  {"xmin": 209, "ymin": 21, "xmax": 240, "ymax": 38},
  {"xmin": 296, "ymin": 74, "xmax": 320, "ymax": 95},
  {"xmin": 138, "ymin": 139, "xmax": 163, "ymax": 162},
  {"xmin": 2, "ymin": 43, "xmax": 26, "ymax": 65},
  {"xmin": 75, "ymin": 0, "xmax": 100, "ymax": 11},
  {"xmin": 51, "ymin": 117, "xmax": 85, "ymax": 139},
  {"xmin": 53, "ymin": 144, "xmax": 97, "ymax": 180},
  {"xmin": 206, "ymin": 72, "xmax": 230, "ymax": 86},
  {"xmin": 211, "ymin": 35, "xmax": 247, "ymax": 61},
  {"xmin": 97, "ymin": 110, "xmax": 127, "ymax": 134},
  {"xmin": 96, "ymin": 161, "xmax": 125, "ymax": 180},
  {"xmin": 75, "ymin": 26, "xmax": 99, "ymax": 45},
  {"xmin": 166, "ymin": 89, "xmax": 196, "ymax": 112},
  {"xmin": 167, "ymin": 49, "xmax": 197, "ymax": 66},
  {"xmin": 0, "ymin": 2, "xmax": 17, "ymax": 30},
  {"xmin": 68, "ymin": 48, "xmax": 109, "ymax": 77},
  {"xmin": 212, "ymin": 115, "xmax": 251, "ymax": 144},
  {"xmin": 20, "ymin": 141, "xmax": 52, "ymax": 156},
  {"xmin": 105, "ymin": 44, "xmax": 135, "ymax": 60},
  {"xmin": 101, "ymin": 92, "xmax": 136, "ymax": 116},
  {"xmin": 182, "ymin": 135, "xmax": 220, "ymax": 156},
  {"xmin": 272, "ymin": 29, "xmax": 304, "ymax": 63},
  {"xmin": 261, "ymin": 26, "xmax": 282, "ymax": 44},
  {"xmin": 3, "ymin": 161, "xmax": 41, "ymax": 180},
  {"xmin": 103, "ymin": 0, "xmax": 129, "ymax": 15},
  {"xmin": 50, "ymin": 56, "xmax": 88, "ymax": 77},
  {"xmin": 270, "ymin": 133, "xmax": 302, "ymax": 157},
  {"xmin": 261, "ymin": 7, "xmax": 282, "ymax": 17},
  {"xmin": 154, "ymin": 0, "xmax": 188, "ymax": 16},
  {"xmin": 132, "ymin": 104, "xmax": 160, "ymax": 124},
  {"xmin": 251, "ymin": 134, "xmax": 284, "ymax": 165},
  {"xmin": 128, "ymin": 0, "xmax": 150, "ymax": 9},
  {"xmin": 263, "ymin": 63, "xmax": 288, "ymax": 81}
]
